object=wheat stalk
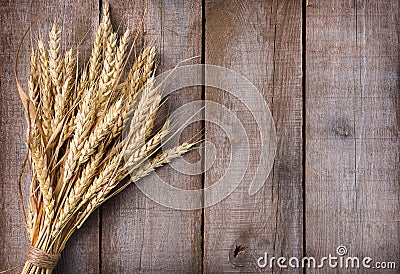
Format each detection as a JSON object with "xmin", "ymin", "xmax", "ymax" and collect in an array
[
  {"xmin": 18, "ymin": 3, "xmax": 194, "ymax": 273},
  {"xmin": 37, "ymin": 40, "xmax": 53, "ymax": 138},
  {"xmin": 28, "ymin": 49, "xmax": 40, "ymax": 111},
  {"xmin": 29, "ymin": 124, "xmax": 55, "ymax": 226}
]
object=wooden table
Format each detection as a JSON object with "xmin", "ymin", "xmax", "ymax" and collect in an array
[{"xmin": 0, "ymin": 0, "xmax": 398, "ymax": 273}]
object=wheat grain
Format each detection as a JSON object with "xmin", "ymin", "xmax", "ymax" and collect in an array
[
  {"xmin": 101, "ymin": 2, "xmax": 112, "ymax": 43},
  {"xmin": 146, "ymin": 119, "xmax": 170, "ymax": 153},
  {"xmin": 77, "ymin": 151, "xmax": 123, "ymax": 215},
  {"xmin": 124, "ymin": 78, "xmax": 161, "ymax": 161},
  {"xmin": 48, "ymin": 22, "xmax": 63, "ymax": 93},
  {"xmin": 52, "ymin": 49, "xmax": 75, "ymax": 131},
  {"xmin": 115, "ymin": 29, "xmax": 130, "ymax": 74},
  {"xmin": 30, "ymin": 125, "xmax": 55, "ymax": 224},
  {"xmin": 98, "ymin": 32, "xmax": 117, "ymax": 114},
  {"xmin": 61, "ymin": 86, "xmax": 96, "ymax": 200},
  {"xmin": 88, "ymin": 21, "xmax": 104, "ymax": 84},
  {"xmin": 20, "ymin": 3, "xmax": 194, "ymax": 273},
  {"xmin": 37, "ymin": 40, "xmax": 54, "ymax": 138},
  {"xmin": 28, "ymin": 49, "xmax": 40, "ymax": 111},
  {"xmin": 78, "ymin": 98, "xmax": 123, "ymax": 165},
  {"xmin": 53, "ymin": 145, "xmax": 104, "ymax": 237},
  {"xmin": 124, "ymin": 46, "xmax": 156, "ymax": 100}
]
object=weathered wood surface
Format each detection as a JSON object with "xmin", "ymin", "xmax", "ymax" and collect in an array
[
  {"xmin": 100, "ymin": 0, "xmax": 203, "ymax": 273},
  {"xmin": 306, "ymin": 0, "xmax": 399, "ymax": 273},
  {"xmin": 204, "ymin": 0, "xmax": 303, "ymax": 272},
  {"xmin": 0, "ymin": 0, "xmax": 399, "ymax": 273}
]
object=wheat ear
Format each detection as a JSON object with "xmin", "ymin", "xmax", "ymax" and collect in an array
[{"xmin": 37, "ymin": 40, "xmax": 54, "ymax": 138}]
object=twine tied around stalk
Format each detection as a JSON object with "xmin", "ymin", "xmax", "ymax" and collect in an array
[{"xmin": 26, "ymin": 245, "xmax": 60, "ymax": 270}]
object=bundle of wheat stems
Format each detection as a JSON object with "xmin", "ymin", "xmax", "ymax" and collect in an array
[{"xmin": 17, "ymin": 3, "xmax": 192, "ymax": 273}]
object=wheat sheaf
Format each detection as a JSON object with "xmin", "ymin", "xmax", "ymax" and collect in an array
[{"xmin": 15, "ymin": 3, "xmax": 193, "ymax": 273}]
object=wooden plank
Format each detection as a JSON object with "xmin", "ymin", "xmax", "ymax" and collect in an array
[
  {"xmin": 0, "ymin": 3, "xmax": 32, "ymax": 270},
  {"xmin": 306, "ymin": 0, "xmax": 399, "ymax": 272},
  {"xmin": 0, "ymin": 1, "xmax": 100, "ymax": 273},
  {"xmin": 100, "ymin": 1, "xmax": 203, "ymax": 272},
  {"xmin": 204, "ymin": 0, "xmax": 303, "ymax": 272}
]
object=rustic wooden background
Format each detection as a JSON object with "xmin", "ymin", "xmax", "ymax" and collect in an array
[{"xmin": 0, "ymin": 0, "xmax": 399, "ymax": 273}]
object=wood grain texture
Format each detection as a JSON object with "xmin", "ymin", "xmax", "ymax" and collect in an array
[
  {"xmin": 0, "ymin": 0, "xmax": 399, "ymax": 273},
  {"xmin": 204, "ymin": 0, "xmax": 303, "ymax": 272},
  {"xmin": 0, "ymin": 3, "xmax": 30, "ymax": 270},
  {"xmin": 100, "ymin": 0, "xmax": 203, "ymax": 273},
  {"xmin": 0, "ymin": 1, "xmax": 100, "ymax": 273},
  {"xmin": 306, "ymin": 0, "xmax": 399, "ymax": 272}
]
